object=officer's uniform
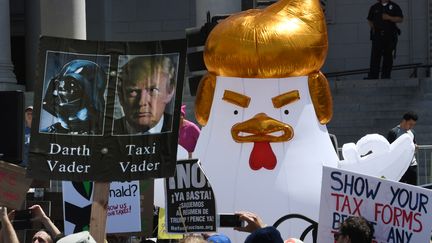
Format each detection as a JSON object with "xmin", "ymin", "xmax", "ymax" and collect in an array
[{"xmin": 366, "ymin": 1, "xmax": 403, "ymax": 79}]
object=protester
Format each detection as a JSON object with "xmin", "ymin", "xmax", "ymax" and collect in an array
[
  {"xmin": 334, "ymin": 216, "xmax": 374, "ymax": 243},
  {"xmin": 178, "ymin": 104, "xmax": 201, "ymax": 158},
  {"xmin": 106, "ymin": 234, "xmax": 129, "ymax": 243},
  {"xmin": 207, "ymin": 233, "xmax": 231, "ymax": 243},
  {"xmin": 179, "ymin": 234, "xmax": 206, "ymax": 243},
  {"xmin": 284, "ymin": 239, "xmax": 304, "ymax": 243},
  {"xmin": 0, "ymin": 205, "xmax": 62, "ymax": 243},
  {"xmin": 365, "ymin": 0, "xmax": 403, "ymax": 79},
  {"xmin": 0, "ymin": 207, "xmax": 19, "ymax": 243},
  {"xmin": 387, "ymin": 111, "xmax": 418, "ymax": 185},
  {"xmin": 114, "ymin": 55, "xmax": 177, "ymax": 135},
  {"xmin": 234, "ymin": 211, "xmax": 283, "ymax": 243},
  {"xmin": 32, "ymin": 230, "xmax": 55, "ymax": 243},
  {"xmin": 30, "ymin": 204, "xmax": 62, "ymax": 241},
  {"xmin": 21, "ymin": 105, "xmax": 33, "ymax": 167}
]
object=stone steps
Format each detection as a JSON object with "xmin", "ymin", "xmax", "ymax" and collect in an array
[
  {"xmin": 327, "ymin": 77, "xmax": 432, "ymax": 145},
  {"xmin": 182, "ymin": 77, "xmax": 432, "ymax": 145},
  {"xmin": 329, "ymin": 78, "xmax": 420, "ymax": 89}
]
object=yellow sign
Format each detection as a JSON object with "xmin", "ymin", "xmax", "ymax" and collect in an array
[{"xmin": 157, "ymin": 208, "xmax": 184, "ymax": 239}]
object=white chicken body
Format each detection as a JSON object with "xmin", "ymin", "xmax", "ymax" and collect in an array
[{"xmin": 196, "ymin": 76, "xmax": 339, "ymax": 241}]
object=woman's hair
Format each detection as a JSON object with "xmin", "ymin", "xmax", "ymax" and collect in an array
[{"xmin": 179, "ymin": 234, "xmax": 207, "ymax": 243}]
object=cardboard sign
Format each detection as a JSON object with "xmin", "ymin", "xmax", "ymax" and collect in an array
[
  {"xmin": 165, "ymin": 159, "xmax": 216, "ymax": 233},
  {"xmin": 158, "ymin": 207, "xmax": 184, "ymax": 239},
  {"xmin": 106, "ymin": 181, "xmax": 141, "ymax": 233},
  {"xmin": 0, "ymin": 161, "xmax": 32, "ymax": 209},
  {"xmin": 28, "ymin": 36, "xmax": 186, "ymax": 181},
  {"xmin": 318, "ymin": 166, "xmax": 432, "ymax": 243},
  {"xmin": 63, "ymin": 180, "xmax": 152, "ymax": 235}
]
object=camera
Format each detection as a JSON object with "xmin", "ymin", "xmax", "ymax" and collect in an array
[
  {"xmin": 217, "ymin": 214, "xmax": 243, "ymax": 228},
  {"xmin": 14, "ymin": 209, "xmax": 32, "ymax": 220},
  {"xmin": 12, "ymin": 209, "xmax": 33, "ymax": 230}
]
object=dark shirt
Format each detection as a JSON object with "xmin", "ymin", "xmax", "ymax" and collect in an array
[
  {"xmin": 367, "ymin": 1, "xmax": 403, "ymax": 35},
  {"xmin": 387, "ymin": 125, "xmax": 416, "ymax": 144},
  {"xmin": 387, "ymin": 125, "xmax": 417, "ymax": 166}
]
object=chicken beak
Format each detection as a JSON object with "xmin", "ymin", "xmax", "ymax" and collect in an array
[{"xmin": 231, "ymin": 113, "xmax": 293, "ymax": 143}]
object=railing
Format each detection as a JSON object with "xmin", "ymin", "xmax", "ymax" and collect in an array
[
  {"xmin": 325, "ymin": 63, "xmax": 425, "ymax": 79},
  {"xmin": 417, "ymin": 145, "xmax": 432, "ymax": 185}
]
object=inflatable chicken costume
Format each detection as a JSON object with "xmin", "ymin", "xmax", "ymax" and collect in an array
[{"xmin": 193, "ymin": 0, "xmax": 414, "ymax": 241}]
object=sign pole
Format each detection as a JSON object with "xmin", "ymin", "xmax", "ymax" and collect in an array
[{"xmin": 89, "ymin": 181, "xmax": 110, "ymax": 242}]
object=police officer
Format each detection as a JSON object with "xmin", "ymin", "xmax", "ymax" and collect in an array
[{"xmin": 366, "ymin": 0, "xmax": 403, "ymax": 79}]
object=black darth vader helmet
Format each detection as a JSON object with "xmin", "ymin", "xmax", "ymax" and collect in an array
[{"xmin": 43, "ymin": 59, "xmax": 106, "ymax": 123}]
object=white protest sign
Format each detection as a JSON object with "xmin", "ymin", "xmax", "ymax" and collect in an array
[
  {"xmin": 318, "ymin": 166, "xmax": 432, "ymax": 243},
  {"xmin": 63, "ymin": 180, "xmax": 141, "ymax": 234},
  {"xmin": 106, "ymin": 181, "xmax": 141, "ymax": 233}
]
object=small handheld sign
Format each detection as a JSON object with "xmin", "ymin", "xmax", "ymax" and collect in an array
[{"xmin": 165, "ymin": 159, "xmax": 216, "ymax": 233}]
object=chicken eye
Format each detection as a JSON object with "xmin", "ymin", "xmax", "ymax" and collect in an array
[
  {"xmin": 234, "ymin": 110, "xmax": 239, "ymax": 115},
  {"xmin": 284, "ymin": 110, "xmax": 289, "ymax": 115}
]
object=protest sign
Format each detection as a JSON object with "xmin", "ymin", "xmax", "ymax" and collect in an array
[
  {"xmin": 318, "ymin": 166, "xmax": 432, "ymax": 243},
  {"xmin": 28, "ymin": 36, "xmax": 186, "ymax": 181},
  {"xmin": 0, "ymin": 160, "xmax": 32, "ymax": 209},
  {"xmin": 165, "ymin": 159, "xmax": 216, "ymax": 233},
  {"xmin": 158, "ymin": 207, "xmax": 184, "ymax": 239},
  {"xmin": 63, "ymin": 180, "xmax": 152, "ymax": 234},
  {"xmin": 106, "ymin": 181, "xmax": 141, "ymax": 233}
]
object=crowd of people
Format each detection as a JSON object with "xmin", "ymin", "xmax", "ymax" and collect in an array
[
  {"xmin": 175, "ymin": 212, "xmax": 376, "ymax": 243},
  {"xmin": 0, "ymin": 205, "xmax": 378, "ymax": 243},
  {"xmin": 11, "ymin": 55, "xmax": 421, "ymax": 243},
  {"xmin": 9, "ymin": 104, "xmax": 420, "ymax": 243},
  {"xmin": 12, "ymin": 76, "xmax": 421, "ymax": 243},
  {"xmin": 6, "ymin": 3, "xmax": 421, "ymax": 240},
  {"xmin": 0, "ymin": 205, "xmax": 62, "ymax": 243}
]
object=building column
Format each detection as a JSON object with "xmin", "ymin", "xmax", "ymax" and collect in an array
[
  {"xmin": 195, "ymin": 0, "xmax": 241, "ymax": 26},
  {"xmin": 25, "ymin": 0, "xmax": 86, "ymax": 91},
  {"xmin": 0, "ymin": 0, "xmax": 20, "ymax": 90},
  {"xmin": 40, "ymin": 0, "xmax": 86, "ymax": 39},
  {"xmin": 24, "ymin": 0, "xmax": 87, "ymax": 198},
  {"xmin": 25, "ymin": 0, "xmax": 40, "ymax": 93}
]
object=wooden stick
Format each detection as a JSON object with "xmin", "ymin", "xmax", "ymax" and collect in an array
[{"xmin": 89, "ymin": 181, "xmax": 110, "ymax": 242}]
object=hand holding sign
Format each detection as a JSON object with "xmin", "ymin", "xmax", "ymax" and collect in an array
[{"xmin": 0, "ymin": 206, "xmax": 20, "ymax": 243}]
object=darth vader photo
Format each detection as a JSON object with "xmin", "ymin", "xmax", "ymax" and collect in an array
[{"xmin": 40, "ymin": 56, "xmax": 109, "ymax": 135}]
